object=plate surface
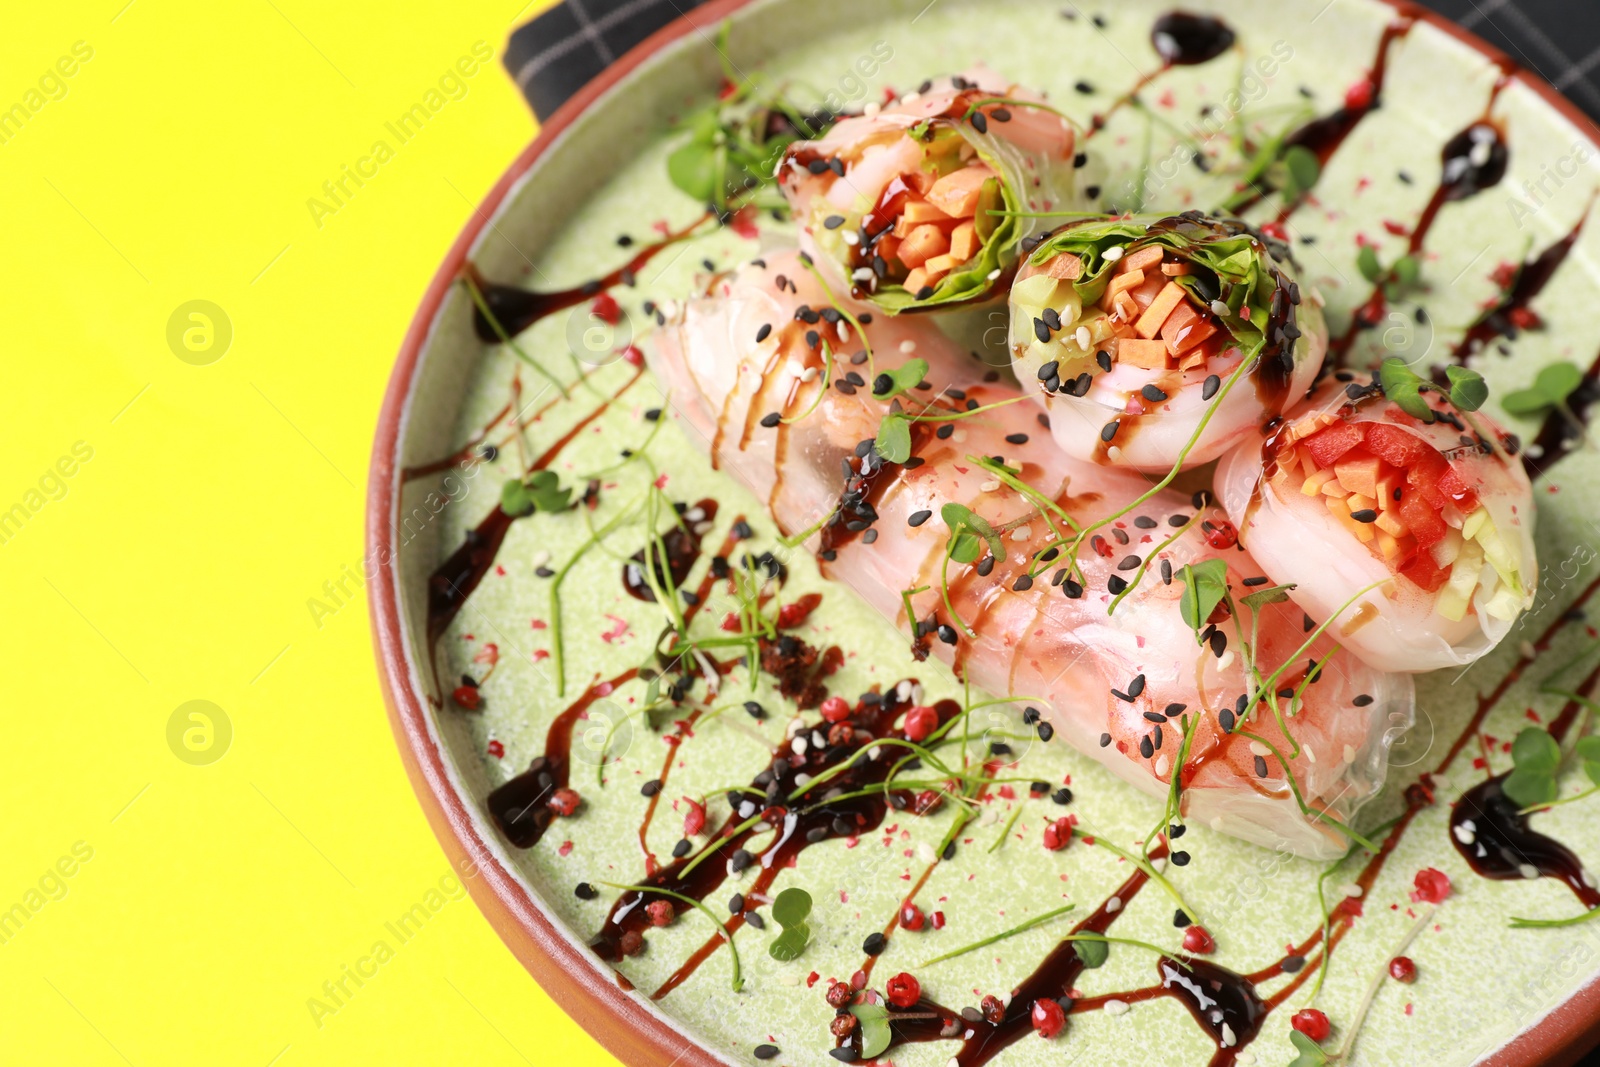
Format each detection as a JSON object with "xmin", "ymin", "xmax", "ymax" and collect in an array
[{"xmin": 369, "ymin": 1, "xmax": 1600, "ymax": 1064}]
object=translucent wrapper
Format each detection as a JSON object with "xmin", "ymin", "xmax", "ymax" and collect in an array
[
  {"xmin": 1007, "ymin": 212, "xmax": 1326, "ymax": 472},
  {"xmin": 650, "ymin": 250, "xmax": 1413, "ymax": 859},
  {"xmin": 1216, "ymin": 376, "xmax": 1537, "ymax": 674},
  {"xmin": 776, "ymin": 66, "xmax": 1079, "ymax": 313}
]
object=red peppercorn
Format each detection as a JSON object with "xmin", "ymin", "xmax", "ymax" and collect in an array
[
  {"xmin": 1203, "ymin": 519, "xmax": 1238, "ymax": 550},
  {"xmin": 913, "ymin": 790, "xmax": 943, "ymax": 815},
  {"xmin": 899, "ymin": 903, "xmax": 926, "ymax": 931},
  {"xmin": 821, "ymin": 696, "xmax": 852, "ymax": 723},
  {"xmin": 902, "ymin": 705, "xmax": 940, "ymax": 742},
  {"xmin": 1344, "ymin": 78, "xmax": 1375, "ymax": 112},
  {"xmin": 719, "ymin": 612, "xmax": 741, "ymax": 632},
  {"xmin": 590, "ymin": 292, "xmax": 622, "ymax": 325},
  {"xmin": 1182, "ymin": 925, "xmax": 1216, "ymax": 955},
  {"xmin": 619, "ymin": 930, "xmax": 645, "ymax": 956},
  {"xmin": 886, "ymin": 972, "xmax": 921, "ymax": 1009},
  {"xmin": 829, "ymin": 1014, "xmax": 857, "ymax": 1038},
  {"xmin": 1042, "ymin": 816, "xmax": 1074, "ymax": 851},
  {"xmin": 1030, "ymin": 998, "xmax": 1066, "ymax": 1039},
  {"xmin": 980, "ymin": 994, "xmax": 1005, "ymax": 1024},
  {"xmin": 825, "ymin": 981, "xmax": 854, "ymax": 1009},
  {"xmin": 547, "ymin": 788, "xmax": 581, "ymax": 816},
  {"xmin": 778, "ymin": 599, "xmax": 818, "ymax": 629},
  {"xmin": 1291, "ymin": 1009, "xmax": 1330, "ymax": 1042},
  {"xmin": 1411, "ymin": 867, "xmax": 1451, "ymax": 904},
  {"xmin": 930, "ymin": 910, "xmax": 946, "ymax": 929},
  {"xmin": 827, "ymin": 723, "xmax": 855, "ymax": 747},
  {"xmin": 621, "ymin": 345, "xmax": 644, "ymax": 367},
  {"xmin": 1260, "ymin": 221, "xmax": 1290, "ymax": 242},
  {"xmin": 682, "ymin": 797, "xmax": 706, "ymax": 838},
  {"xmin": 452, "ymin": 684, "xmax": 481, "ymax": 711},
  {"xmin": 1389, "ymin": 955, "xmax": 1417, "ymax": 983},
  {"xmin": 485, "ymin": 739, "xmax": 504, "ymax": 759},
  {"xmin": 645, "ymin": 900, "xmax": 674, "ymax": 927}
]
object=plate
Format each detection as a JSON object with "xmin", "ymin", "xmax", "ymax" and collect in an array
[{"xmin": 369, "ymin": 1, "xmax": 1600, "ymax": 1064}]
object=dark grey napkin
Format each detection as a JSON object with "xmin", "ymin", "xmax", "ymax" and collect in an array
[{"xmin": 503, "ymin": 0, "xmax": 1600, "ymax": 123}]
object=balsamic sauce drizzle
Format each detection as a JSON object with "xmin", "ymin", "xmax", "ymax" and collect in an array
[
  {"xmin": 1451, "ymin": 202, "xmax": 1593, "ymax": 366},
  {"xmin": 1524, "ymin": 346, "xmax": 1600, "ymax": 480}
]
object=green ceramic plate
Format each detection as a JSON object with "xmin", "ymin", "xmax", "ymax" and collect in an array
[{"xmin": 371, "ymin": 1, "xmax": 1600, "ymax": 1064}]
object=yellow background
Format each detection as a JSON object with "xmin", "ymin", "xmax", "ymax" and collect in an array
[{"xmin": 0, "ymin": 2, "xmax": 622, "ymax": 1063}]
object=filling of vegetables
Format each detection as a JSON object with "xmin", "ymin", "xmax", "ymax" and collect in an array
[
  {"xmin": 848, "ymin": 131, "xmax": 1001, "ymax": 296},
  {"xmin": 1271, "ymin": 416, "xmax": 1524, "ymax": 621},
  {"xmin": 1015, "ymin": 245, "xmax": 1230, "ymax": 377}
]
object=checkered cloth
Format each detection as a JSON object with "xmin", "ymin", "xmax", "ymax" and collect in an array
[{"xmin": 504, "ymin": 0, "xmax": 1600, "ymax": 122}]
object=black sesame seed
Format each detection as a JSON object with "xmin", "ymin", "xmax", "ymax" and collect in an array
[
  {"xmin": 754, "ymin": 1045, "xmax": 780, "ymax": 1060},
  {"xmin": 1282, "ymin": 956, "xmax": 1306, "ymax": 974},
  {"xmin": 1074, "ymin": 151, "xmax": 1089, "ymax": 168},
  {"xmin": 1141, "ymin": 385, "xmax": 1169, "ymax": 402},
  {"xmin": 977, "ymin": 555, "xmax": 995, "ymax": 577},
  {"xmin": 1192, "ymin": 490, "xmax": 1213, "ymax": 509},
  {"xmin": 938, "ymin": 624, "xmax": 959, "ymax": 645},
  {"xmin": 1039, "ymin": 547, "xmax": 1060, "ymax": 562},
  {"xmin": 1038, "ymin": 360, "xmax": 1061, "ymax": 382},
  {"xmin": 760, "ymin": 412, "xmax": 781, "ymax": 428},
  {"xmin": 1167, "ymin": 514, "xmax": 1190, "ymax": 527},
  {"xmin": 1143, "ymin": 710, "xmax": 1168, "ymax": 724},
  {"xmin": 1114, "ymin": 684, "xmax": 1138, "ymax": 703},
  {"xmin": 1099, "ymin": 732, "xmax": 1112, "ymax": 748},
  {"xmin": 936, "ymin": 424, "xmax": 954, "ymax": 439},
  {"xmin": 1241, "ymin": 576, "xmax": 1269, "ymax": 586},
  {"xmin": 1174, "ymin": 909, "xmax": 1192, "ymax": 929},
  {"xmin": 970, "ymin": 111, "xmax": 989, "ymax": 134},
  {"xmin": 1171, "ymin": 850, "xmax": 1191, "ymax": 866},
  {"xmin": 1351, "ymin": 509, "xmax": 1378, "ymax": 523},
  {"xmin": 1100, "ymin": 421, "xmax": 1119, "ymax": 443},
  {"xmin": 908, "ymin": 510, "xmax": 932, "ymax": 527},
  {"xmin": 1169, "ymin": 823, "xmax": 1186, "ymax": 839},
  {"xmin": 729, "ymin": 893, "xmax": 745, "ymax": 915},
  {"xmin": 645, "ymin": 408, "xmax": 662, "ymax": 421},
  {"xmin": 1202, "ymin": 374, "xmax": 1221, "ymax": 400},
  {"xmin": 672, "ymin": 838, "xmax": 692, "ymax": 858},
  {"xmin": 575, "ymin": 882, "xmax": 598, "ymax": 900},
  {"xmin": 1085, "ymin": 184, "xmax": 1101, "ymax": 199},
  {"xmin": 480, "ymin": 444, "xmax": 499, "ymax": 462},
  {"xmin": 730, "ymin": 849, "xmax": 754, "ymax": 872},
  {"xmin": 1254, "ymin": 756, "xmax": 1269, "ymax": 778},
  {"xmin": 1210, "ymin": 630, "xmax": 1227, "ymax": 657},
  {"xmin": 641, "ymin": 780, "xmax": 662, "ymax": 797},
  {"xmin": 1353, "ymin": 694, "xmax": 1373, "ymax": 707},
  {"xmin": 1042, "ymin": 307, "xmax": 1062, "ymax": 331},
  {"xmin": 1219, "ymin": 708, "xmax": 1236, "ymax": 732},
  {"xmin": 1006, "ymin": 433, "xmax": 1029, "ymax": 445},
  {"xmin": 1117, "ymin": 555, "xmax": 1142, "ymax": 571},
  {"xmin": 824, "ymin": 215, "xmax": 846, "ymax": 230},
  {"xmin": 1075, "ymin": 80, "xmax": 1095, "ymax": 94},
  {"xmin": 1096, "ymin": 350, "xmax": 1112, "ymax": 372},
  {"xmin": 1107, "ymin": 575, "xmax": 1127, "ymax": 595},
  {"xmin": 863, "ymin": 932, "xmax": 887, "ymax": 955},
  {"xmin": 992, "ymin": 108, "xmax": 1012, "ymax": 122},
  {"xmin": 1013, "ymin": 573, "xmax": 1035, "ymax": 592},
  {"xmin": 915, "ymin": 286, "xmax": 935, "ymax": 300},
  {"xmin": 755, "ymin": 323, "xmax": 772, "ymax": 343},
  {"xmin": 873, "ymin": 373, "xmax": 893, "ymax": 395},
  {"xmin": 1051, "ymin": 786, "xmax": 1074, "ymax": 806},
  {"xmin": 1134, "ymin": 516, "xmax": 1158, "ymax": 529},
  {"xmin": 1160, "ymin": 559, "xmax": 1173, "ymax": 583},
  {"xmin": 1037, "ymin": 722, "xmax": 1054, "ymax": 742},
  {"xmin": 1063, "ymin": 578, "xmax": 1084, "ymax": 599},
  {"xmin": 829, "ymin": 1048, "xmax": 859, "ymax": 1062},
  {"xmin": 1139, "ymin": 736, "xmax": 1154, "ymax": 758}
]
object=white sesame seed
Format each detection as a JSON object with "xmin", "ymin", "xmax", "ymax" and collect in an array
[
  {"xmin": 685, "ymin": 506, "xmax": 706, "ymax": 523},
  {"xmin": 801, "ymin": 366, "xmax": 819, "ymax": 383},
  {"xmin": 1520, "ymin": 640, "xmax": 1538, "ymax": 660},
  {"xmin": 1011, "ymin": 525, "xmax": 1033, "ymax": 542},
  {"xmin": 791, "ymin": 736, "xmax": 808, "ymax": 755},
  {"xmin": 1209, "ymin": 816, "xmax": 1226, "ymax": 832},
  {"xmin": 1217, "ymin": 650, "xmax": 1235, "ymax": 671},
  {"xmin": 900, "ymin": 339, "xmax": 917, "ymax": 353},
  {"xmin": 853, "ymin": 267, "xmax": 875, "ymax": 282},
  {"xmin": 794, "ymin": 773, "xmax": 811, "ymax": 788},
  {"xmin": 531, "ymin": 549, "xmax": 551, "ymax": 568},
  {"xmin": 1221, "ymin": 1023, "xmax": 1237, "ymax": 1048},
  {"xmin": 1210, "ymin": 299, "xmax": 1231, "ymax": 318},
  {"xmin": 1470, "ymin": 139, "xmax": 1493, "ymax": 167},
  {"xmin": 901, "ymin": 91, "xmax": 921, "ymax": 105},
  {"xmin": 838, "ymin": 322, "xmax": 850, "ymax": 342},
  {"xmin": 917, "ymin": 842, "xmax": 938, "ymax": 863},
  {"xmin": 896, "ymin": 680, "xmax": 913, "ymax": 701},
  {"xmin": 864, "ymin": 101, "xmax": 881, "ymax": 117},
  {"xmin": 1155, "ymin": 755, "xmax": 1170, "ymax": 776},
  {"xmin": 1520, "ymin": 863, "xmax": 1541, "ymax": 880},
  {"xmin": 987, "ymin": 269, "xmax": 1002, "ymax": 281},
  {"xmin": 868, "ymin": 746, "xmax": 882, "ymax": 760},
  {"xmin": 952, "ymin": 429, "xmax": 968, "ymax": 443},
  {"xmin": 1340, "ymin": 882, "xmax": 1363, "ymax": 898},
  {"xmin": 980, "ymin": 480, "xmax": 1001, "ymax": 493},
  {"xmin": 694, "ymin": 520, "xmax": 713, "ymax": 535},
  {"xmin": 1248, "ymin": 741, "xmax": 1270, "ymax": 757},
  {"xmin": 1103, "ymin": 246, "xmax": 1125, "ymax": 262},
  {"xmin": 1075, "ymin": 325, "xmax": 1092, "ymax": 349},
  {"xmin": 1453, "ymin": 823, "xmax": 1476, "ymax": 846},
  {"xmin": 842, "ymin": 230, "xmax": 860, "ymax": 246},
  {"xmin": 1106, "ymin": 896, "xmax": 1122, "ymax": 913},
  {"xmin": 1343, "ymin": 744, "xmax": 1357, "ymax": 764},
  {"xmin": 1104, "ymin": 999, "xmax": 1129, "ymax": 1015}
]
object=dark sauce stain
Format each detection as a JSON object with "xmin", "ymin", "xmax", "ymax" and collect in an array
[
  {"xmin": 1110, "ymin": 957, "xmax": 1267, "ymax": 1066},
  {"xmin": 623, "ymin": 499, "xmax": 719, "ymax": 601},
  {"xmin": 1283, "ymin": 17, "xmax": 1412, "ymax": 169},
  {"xmin": 1151, "ymin": 12, "xmax": 1237, "ymax": 66},
  {"xmin": 1451, "ymin": 774, "xmax": 1600, "ymax": 908},
  {"xmin": 1453, "ymin": 202, "xmax": 1592, "ymax": 365},
  {"xmin": 466, "ymin": 213, "xmax": 712, "ymax": 340},
  {"xmin": 1409, "ymin": 120, "xmax": 1508, "ymax": 253},
  {"xmin": 588, "ymin": 689, "xmax": 962, "ymax": 997}
]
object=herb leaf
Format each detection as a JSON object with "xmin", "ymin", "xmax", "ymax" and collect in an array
[
  {"xmin": 767, "ymin": 923, "xmax": 810, "ymax": 961},
  {"xmin": 1578, "ymin": 735, "xmax": 1600, "ymax": 788},
  {"xmin": 849, "ymin": 1003, "xmax": 893, "ymax": 1058},
  {"xmin": 1501, "ymin": 361, "xmax": 1584, "ymax": 418},
  {"xmin": 1444, "ymin": 365, "xmax": 1488, "ymax": 412},
  {"xmin": 941, "ymin": 503, "xmax": 1006, "ymax": 564},
  {"xmin": 1241, "ymin": 583, "xmax": 1296, "ymax": 611},
  {"xmin": 1177, "ymin": 558, "xmax": 1229, "ymax": 635},
  {"xmin": 1357, "ymin": 244, "xmax": 1383, "ymax": 283},
  {"xmin": 772, "ymin": 887, "xmax": 813, "ymax": 927},
  {"xmin": 501, "ymin": 471, "xmax": 572, "ymax": 518},
  {"xmin": 874, "ymin": 358, "xmax": 928, "ymax": 400},
  {"xmin": 1377, "ymin": 357, "xmax": 1435, "ymax": 423},
  {"xmin": 1073, "ymin": 937, "xmax": 1109, "ymax": 969},
  {"xmin": 1288, "ymin": 1030, "xmax": 1331, "ymax": 1067},
  {"xmin": 874, "ymin": 412, "xmax": 913, "ymax": 463},
  {"xmin": 1503, "ymin": 726, "xmax": 1561, "ymax": 808},
  {"xmin": 1283, "ymin": 145, "xmax": 1321, "ymax": 199}
]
